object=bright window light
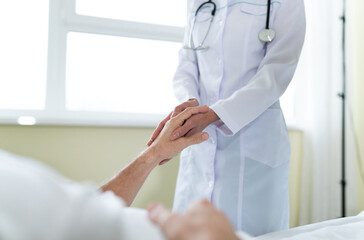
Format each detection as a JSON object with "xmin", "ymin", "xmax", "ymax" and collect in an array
[
  {"xmin": 17, "ymin": 116, "xmax": 37, "ymax": 126},
  {"xmin": 76, "ymin": 0, "xmax": 186, "ymax": 27},
  {"xmin": 66, "ymin": 32, "xmax": 180, "ymax": 114},
  {"xmin": 280, "ymin": 80, "xmax": 296, "ymax": 123},
  {"xmin": 0, "ymin": 0, "xmax": 49, "ymax": 110}
]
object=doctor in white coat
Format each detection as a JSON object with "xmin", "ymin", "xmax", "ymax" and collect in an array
[{"xmin": 149, "ymin": 0, "xmax": 306, "ymax": 236}]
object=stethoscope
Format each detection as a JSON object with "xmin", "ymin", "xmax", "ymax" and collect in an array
[{"xmin": 184, "ymin": 0, "xmax": 275, "ymax": 51}]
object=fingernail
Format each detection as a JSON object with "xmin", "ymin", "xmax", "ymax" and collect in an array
[
  {"xmin": 202, "ymin": 133, "xmax": 209, "ymax": 140},
  {"xmin": 172, "ymin": 132, "xmax": 179, "ymax": 139}
]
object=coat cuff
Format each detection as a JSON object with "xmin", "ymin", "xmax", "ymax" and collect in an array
[{"xmin": 210, "ymin": 103, "xmax": 240, "ymax": 136}]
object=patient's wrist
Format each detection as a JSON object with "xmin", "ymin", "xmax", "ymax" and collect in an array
[{"xmin": 144, "ymin": 146, "xmax": 161, "ymax": 166}]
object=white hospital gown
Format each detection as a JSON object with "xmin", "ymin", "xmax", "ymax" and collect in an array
[{"xmin": 0, "ymin": 150, "xmax": 165, "ymax": 240}]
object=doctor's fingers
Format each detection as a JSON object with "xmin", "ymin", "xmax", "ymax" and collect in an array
[
  {"xmin": 170, "ymin": 113, "xmax": 204, "ymax": 140},
  {"xmin": 147, "ymin": 111, "xmax": 173, "ymax": 146},
  {"xmin": 170, "ymin": 105, "xmax": 209, "ymax": 129},
  {"xmin": 171, "ymin": 99, "xmax": 199, "ymax": 118},
  {"xmin": 175, "ymin": 132, "xmax": 209, "ymax": 149}
]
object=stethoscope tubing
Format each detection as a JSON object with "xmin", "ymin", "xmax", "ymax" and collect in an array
[
  {"xmin": 195, "ymin": 0, "xmax": 216, "ymax": 16},
  {"xmin": 266, "ymin": 0, "xmax": 272, "ymax": 29},
  {"xmin": 185, "ymin": 0, "xmax": 274, "ymax": 50}
]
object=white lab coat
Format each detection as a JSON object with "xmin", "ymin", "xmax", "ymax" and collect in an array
[{"xmin": 172, "ymin": 0, "xmax": 306, "ymax": 236}]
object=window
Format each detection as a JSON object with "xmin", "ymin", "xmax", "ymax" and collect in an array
[
  {"xmin": 66, "ymin": 32, "xmax": 179, "ymax": 114},
  {"xmin": 76, "ymin": 0, "xmax": 186, "ymax": 27},
  {"xmin": 0, "ymin": 0, "xmax": 184, "ymax": 126},
  {"xmin": 0, "ymin": 1, "xmax": 49, "ymax": 110},
  {"xmin": 0, "ymin": 0, "xmax": 299, "ymax": 127}
]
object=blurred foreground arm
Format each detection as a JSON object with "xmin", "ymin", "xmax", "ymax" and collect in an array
[{"xmin": 101, "ymin": 106, "xmax": 210, "ymax": 206}]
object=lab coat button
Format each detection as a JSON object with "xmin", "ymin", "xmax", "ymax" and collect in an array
[
  {"xmin": 210, "ymin": 138, "xmax": 216, "ymax": 144},
  {"xmin": 219, "ymin": 20, "xmax": 223, "ymax": 26},
  {"xmin": 208, "ymin": 181, "xmax": 214, "ymax": 188}
]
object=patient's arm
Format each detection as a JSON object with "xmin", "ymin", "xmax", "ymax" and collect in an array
[
  {"xmin": 148, "ymin": 200, "xmax": 241, "ymax": 240},
  {"xmin": 100, "ymin": 106, "xmax": 210, "ymax": 206}
]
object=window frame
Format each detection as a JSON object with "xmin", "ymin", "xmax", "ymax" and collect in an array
[
  {"xmin": 0, "ymin": 0, "xmax": 310, "ymax": 129},
  {"xmin": 0, "ymin": 0, "xmax": 184, "ymax": 127}
]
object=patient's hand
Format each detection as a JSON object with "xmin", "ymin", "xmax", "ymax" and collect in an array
[
  {"xmin": 169, "ymin": 108, "xmax": 219, "ymax": 141},
  {"xmin": 101, "ymin": 106, "xmax": 210, "ymax": 206},
  {"xmin": 148, "ymin": 99, "xmax": 218, "ymax": 166},
  {"xmin": 149, "ymin": 106, "xmax": 210, "ymax": 164},
  {"xmin": 148, "ymin": 200, "xmax": 240, "ymax": 240},
  {"xmin": 147, "ymin": 98, "xmax": 199, "ymax": 147}
]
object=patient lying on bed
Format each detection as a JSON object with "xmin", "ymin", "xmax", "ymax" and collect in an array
[
  {"xmin": 2, "ymin": 105, "xmax": 364, "ymax": 240},
  {"xmin": 0, "ymin": 106, "xmax": 247, "ymax": 240}
]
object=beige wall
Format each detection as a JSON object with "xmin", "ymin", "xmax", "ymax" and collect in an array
[
  {"xmin": 288, "ymin": 130, "xmax": 303, "ymax": 227},
  {"xmin": 348, "ymin": 0, "xmax": 364, "ymax": 211},
  {"xmin": 0, "ymin": 125, "xmax": 303, "ymax": 226},
  {"xmin": 0, "ymin": 126, "xmax": 178, "ymax": 208}
]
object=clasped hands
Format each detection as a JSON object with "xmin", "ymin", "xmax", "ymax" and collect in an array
[
  {"xmin": 148, "ymin": 99, "xmax": 219, "ymax": 165},
  {"xmin": 144, "ymin": 101, "xmax": 239, "ymax": 240}
]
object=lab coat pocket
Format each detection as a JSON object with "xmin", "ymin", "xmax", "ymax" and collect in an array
[
  {"xmin": 240, "ymin": 2, "xmax": 271, "ymax": 16},
  {"xmin": 242, "ymin": 108, "xmax": 290, "ymax": 168}
]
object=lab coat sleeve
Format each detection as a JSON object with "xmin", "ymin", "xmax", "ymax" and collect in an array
[
  {"xmin": 173, "ymin": 1, "xmax": 201, "ymax": 104},
  {"xmin": 210, "ymin": 0, "xmax": 306, "ymax": 135}
]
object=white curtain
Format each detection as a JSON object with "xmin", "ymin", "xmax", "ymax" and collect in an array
[{"xmin": 285, "ymin": 0, "xmax": 359, "ymax": 225}]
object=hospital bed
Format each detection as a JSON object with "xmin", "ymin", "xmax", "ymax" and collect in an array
[
  {"xmin": 1, "ymin": 149, "xmax": 363, "ymax": 240},
  {"xmin": 254, "ymin": 212, "xmax": 364, "ymax": 240},
  {"xmin": 121, "ymin": 207, "xmax": 364, "ymax": 240}
]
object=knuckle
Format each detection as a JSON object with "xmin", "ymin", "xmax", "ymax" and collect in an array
[
  {"xmin": 174, "ymin": 106, "xmax": 181, "ymax": 112},
  {"xmin": 169, "ymin": 119, "xmax": 177, "ymax": 126},
  {"xmin": 185, "ymin": 106, "xmax": 192, "ymax": 112},
  {"xmin": 184, "ymin": 121, "xmax": 193, "ymax": 129},
  {"xmin": 190, "ymin": 99, "xmax": 198, "ymax": 106}
]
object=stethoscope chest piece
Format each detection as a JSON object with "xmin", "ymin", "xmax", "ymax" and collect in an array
[{"xmin": 259, "ymin": 29, "xmax": 276, "ymax": 43}]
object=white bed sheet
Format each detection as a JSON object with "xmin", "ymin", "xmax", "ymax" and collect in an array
[
  {"xmin": 1, "ymin": 149, "xmax": 363, "ymax": 240},
  {"xmin": 117, "ymin": 208, "xmax": 364, "ymax": 240},
  {"xmin": 253, "ymin": 214, "xmax": 364, "ymax": 240}
]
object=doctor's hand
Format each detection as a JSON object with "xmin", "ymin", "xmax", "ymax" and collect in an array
[
  {"xmin": 100, "ymin": 106, "xmax": 209, "ymax": 207},
  {"xmin": 149, "ymin": 105, "xmax": 209, "ymax": 164},
  {"xmin": 147, "ymin": 98, "xmax": 199, "ymax": 147},
  {"xmin": 148, "ymin": 200, "xmax": 240, "ymax": 240},
  {"xmin": 170, "ymin": 107, "xmax": 219, "ymax": 141}
]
